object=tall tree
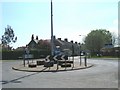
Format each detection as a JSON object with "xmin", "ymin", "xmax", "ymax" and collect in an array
[
  {"xmin": 84, "ymin": 29, "xmax": 112, "ymax": 56},
  {"xmin": 1, "ymin": 25, "xmax": 17, "ymax": 48}
]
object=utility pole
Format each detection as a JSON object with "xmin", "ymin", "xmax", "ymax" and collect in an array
[{"xmin": 51, "ymin": 0, "xmax": 54, "ymax": 56}]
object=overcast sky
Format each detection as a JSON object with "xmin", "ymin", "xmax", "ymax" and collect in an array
[{"xmin": 1, "ymin": 0, "xmax": 119, "ymax": 48}]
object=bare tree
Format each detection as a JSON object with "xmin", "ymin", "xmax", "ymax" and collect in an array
[{"xmin": 1, "ymin": 25, "xmax": 17, "ymax": 48}]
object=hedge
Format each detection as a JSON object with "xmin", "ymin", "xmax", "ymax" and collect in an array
[{"xmin": 2, "ymin": 50, "xmax": 51, "ymax": 60}]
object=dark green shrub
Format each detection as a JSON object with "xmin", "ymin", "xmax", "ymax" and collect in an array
[{"xmin": 2, "ymin": 50, "xmax": 23, "ymax": 60}]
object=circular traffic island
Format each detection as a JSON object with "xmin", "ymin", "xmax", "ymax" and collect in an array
[{"xmin": 12, "ymin": 60, "xmax": 94, "ymax": 72}]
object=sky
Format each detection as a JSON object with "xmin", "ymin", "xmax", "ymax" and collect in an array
[{"xmin": 0, "ymin": 0, "xmax": 119, "ymax": 49}]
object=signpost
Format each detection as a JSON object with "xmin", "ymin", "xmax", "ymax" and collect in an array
[
  {"xmin": 61, "ymin": 55, "xmax": 66, "ymax": 70},
  {"xmin": 84, "ymin": 53, "xmax": 87, "ymax": 67},
  {"xmin": 53, "ymin": 55, "xmax": 59, "ymax": 70}
]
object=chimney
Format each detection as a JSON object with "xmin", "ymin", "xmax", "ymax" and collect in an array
[
  {"xmin": 71, "ymin": 40, "xmax": 73, "ymax": 43},
  {"xmin": 31, "ymin": 34, "xmax": 34, "ymax": 40},
  {"xmin": 64, "ymin": 38, "xmax": 68, "ymax": 42},
  {"xmin": 75, "ymin": 42, "xmax": 77, "ymax": 44},
  {"xmin": 53, "ymin": 35, "xmax": 56, "ymax": 40},
  {"xmin": 36, "ymin": 36, "xmax": 38, "ymax": 40},
  {"xmin": 58, "ymin": 38, "xmax": 61, "ymax": 41}
]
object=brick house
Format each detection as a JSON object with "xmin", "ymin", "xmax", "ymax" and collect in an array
[{"xmin": 27, "ymin": 35, "xmax": 80, "ymax": 56}]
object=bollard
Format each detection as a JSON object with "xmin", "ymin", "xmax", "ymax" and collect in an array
[
  {"xmin": 65, "ymin": 58, "xmax": 66, "ymax": 70},
  {"xmin": 57, "ymin": 60, "xmax": 59, "ymax": 70},
  {"xmin": 23, "ymin": 55, "xmax": 25, "ymax": 67},
  {"xmin": 23, "ymin": 58, "xmax": 25, "ymax": 67},
  {"xmin": 72, "ymin": 55, "xmax": 74, "ymax": 68},
  {"xmin": 80, "ymin": 51, "xmax": 82, "ymax": 66},
  {"xmin": 84, "ymin": 56, "xmax": 87, "ymax": 67}
]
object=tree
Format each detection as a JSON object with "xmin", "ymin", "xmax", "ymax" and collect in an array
[
  {"xmin": 84, "ymin": 29, "xmax": 112, "ymax": 56},
  {"xmin": 1, "ymin": 25, "xmax": 17, "ymax": 49}
]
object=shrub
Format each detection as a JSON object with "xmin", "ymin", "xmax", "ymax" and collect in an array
[
  {"xmin": 2, "ymin": 49, "xmax": 51, "ymax": 60},
  {"xmin": 2, "ymin": 50, "xmax": 23, "ymax": 60}
]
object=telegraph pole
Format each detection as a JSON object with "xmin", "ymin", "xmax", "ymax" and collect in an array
[{"xmin": 51, "ymin": 0, "xmax": 54, "ymax": 56}]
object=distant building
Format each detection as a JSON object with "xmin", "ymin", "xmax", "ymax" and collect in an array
[
  {"xmin": 27, "ymin": 34, "xmax": 51, "ymax": 50},
  {"xmin": 101, "ymin": 44, "xmax": 120, "ymax": 56},
  {"xmin": 54, "ymin": 37, "xmax": 80, "ymax": 56},
  {"xmin": 15, "ymin": 46, "xmax": 26, "ymax": 51},
  {"xmin": 27, "ymin": 35, "xmax": 80, "ymax": 56}
]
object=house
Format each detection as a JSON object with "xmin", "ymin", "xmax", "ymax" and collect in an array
[
  {"xmin": 15, "ymin": 46, "xmax": 26, "ymax": 51},
  {"xmin": 27, "ymin": 35, "xmax": 80, "ymax": 56},
  {"xmin": 27, "ymin": 35, "xmax": 40, "ymax": 49},
  {"xmin": 27, "ymin": 34, "xmax": 51, "ymax": 50},
  {"xmin": 54, "ymin": 38, "xmax": 80, "ymax": 56},
  {"xmin": 101, "ymin": 44, "xmax": 120, "ymax": 57}
]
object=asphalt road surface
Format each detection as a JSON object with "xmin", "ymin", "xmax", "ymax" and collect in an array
[{"xmin": 1, "ymin": 57, "xmax": 118, "ymax": 88}]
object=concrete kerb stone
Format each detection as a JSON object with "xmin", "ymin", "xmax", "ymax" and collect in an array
[{"xmin": 12, "ymin": 63, "xmax": 94, "ymax": 72}]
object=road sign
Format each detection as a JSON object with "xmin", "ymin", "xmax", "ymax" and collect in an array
[
  {"xmin": 61, "ymin": 55, "xmax": 65, "ymax": 60},
  {"xmin": 45, "ymin": 55, "xmax": 50, "ymax": 61},
  {"xmin": 53, "ymin": 55, "xmax": 58, "ymax": 61},
  {"xmin": 61, "ymin": 55, "xmax": 68, "ymax": 60}
]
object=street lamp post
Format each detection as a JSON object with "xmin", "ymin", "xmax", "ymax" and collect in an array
[{"xmin": 51, "ymin": 0, "xmax": 54, "ymax": 56}]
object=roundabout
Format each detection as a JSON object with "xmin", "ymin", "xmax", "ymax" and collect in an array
[
  {"xmin": 12, "ymin": 55, "xmax": 94, "ymax": 72},
  {"xmin": 12, "ymin": 60, "xmax": 94, "ymax": 72}
]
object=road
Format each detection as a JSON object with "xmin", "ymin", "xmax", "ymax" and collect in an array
[{"xmin": 0, "ymin": 57, "xmax": 118, "ymax": 88}]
